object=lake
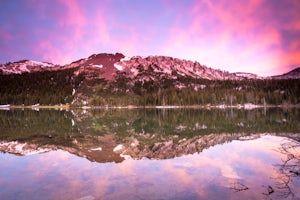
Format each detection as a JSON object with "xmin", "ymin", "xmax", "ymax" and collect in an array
[{"xmin": 0, "ymin": 108, "xmax": 299, "ymax": 200}]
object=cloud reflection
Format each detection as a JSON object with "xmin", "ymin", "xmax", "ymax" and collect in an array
[{"xmin": 0, "ymin": 135, "xmax": 299, "ymax": 199}]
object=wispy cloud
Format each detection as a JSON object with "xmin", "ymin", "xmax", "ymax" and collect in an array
[{"xmin": 0, "ymin": 0, "xmax": 299, "ymax": 75}]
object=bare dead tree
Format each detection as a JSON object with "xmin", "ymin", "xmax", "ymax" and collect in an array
[
  {"xmin": 229, "ymin": 182, "xmax": 249, "ymax": 192},
  {"xmin": 273, "ymin": 139, "xmax": 300, "ymax": 199}
]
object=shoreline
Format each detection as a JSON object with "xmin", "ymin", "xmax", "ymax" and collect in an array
[{"xmin": 0, "ymin": 103, "xmax": 299, "ymax": 110}]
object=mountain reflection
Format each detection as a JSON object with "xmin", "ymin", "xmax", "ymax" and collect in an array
[{"xmin": 0, "ymin": 108, "xmax": 299, "ymax": 163}]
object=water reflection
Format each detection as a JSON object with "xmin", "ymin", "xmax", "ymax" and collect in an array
[
  {"xmin": 272, "ymin": 139, "xmax": 300, "ymax": 199},
  {"xmin": 0, "ymin": 108, "xmax": 299, "ymax": 199},
  {"xmin": 0, "ymin": 108, "xmax": 299, "ymax": 162},
  {"xmin": 0, "ymin": 135, "xmax": 299, "ymax": 199}
]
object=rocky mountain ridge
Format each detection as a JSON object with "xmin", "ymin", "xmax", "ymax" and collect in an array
[
  {"xmin": 1, "ymin": 53, "xmax": 299, "ymax": 80},
  {"xmin": 1, "ymin": 53, "xmax": 299, "ymax": 106},
  {"xmin": 1, "ymin": 132, "xmax": 299, "ymax": 162},
  {"xmin": 272, "ymin": 67, "xmax": 300, "ymax": 79}
]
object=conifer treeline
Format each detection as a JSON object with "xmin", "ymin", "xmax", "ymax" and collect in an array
[
  {"xmin": 0, "ymin": 69, "xmax": 299, "ymax": 106},
  {"xmin": 92, "ymin": 75, "xmax": 300, "ymax": 106},
  {"xmin": 0, "ymin": 68, "xmax": 83, "ymax": 105}
]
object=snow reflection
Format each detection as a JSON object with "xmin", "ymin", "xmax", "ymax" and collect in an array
[{"xmin": 0, "ymin": 135, "xmax": 299, "ymax": 199}]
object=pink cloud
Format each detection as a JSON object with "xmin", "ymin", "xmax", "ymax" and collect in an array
[
  {"xmin": 288, "ymin": 40, "xmax": 300, "ymax": 51},
  {"xmin": 33, "ymin": 39, "xmax": 71, "ymax": 64},
  {"xmin": 56, "ymin": 0, "xmax": 85, "ymax": 40},
  {"xmin": 2, "ymin": 0, "xmax": 299, "ymax": 75},
  {"xmin": 21, "ymin": 0, "xmax": 88, "ymax": 64},
  {"xmin": 94, "ymin": 11, "xmax": 111, "ymax": 44},
  {"xmin": 279, "ymin": 51, "xmax": 300, "ymax": 69},
  {"xmin": 43, "ymin": 1, "xmax": 113, "ymax": 64},
  {"xmin": 160, "ymin": 0, "xmax": 300, "ymax": 75}
]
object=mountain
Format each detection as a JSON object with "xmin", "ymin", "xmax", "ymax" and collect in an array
[
  {"xmin": 0, "ymin": 107, "xmax": 299, "ymax": 162},
  {"xmin": 0, "ymin": 53, "xmax": 261, "ymax": 80},
  {"xmin": 0, "ymin": 53, "xmax": 298, "ymax": 80},
  {"xmin": 272, "ymin": 67, "xmax": 300, "ymax": 79},
  {"xmin": 0, "ymin": 53, "xmax": 299, "ymax": 106},
  {"xmin": 0, "ymin": 132, "xmax": 290, "ymax": 161},
  {"xmin": 66, "ymin": 53, "xmax": 124, "ymax": 80},
  {"xmin": 112, "ymin": 55, "xmax": 245, "ymax": 81},
  {"xmin": 0, "ymin": 60, "xmax": 56, "ymax": 74},
  {"xmin": 230, "ymin": 72, "xmax": 259, "ymax": 79}
]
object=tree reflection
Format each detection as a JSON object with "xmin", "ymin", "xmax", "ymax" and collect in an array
[
  {"xmin": 230, "ymin": 182, "xmax": 249, "ymax": 192},
  {"xmin": 274, "ymin": 139, "xmax": 300, "ymax": 199}
]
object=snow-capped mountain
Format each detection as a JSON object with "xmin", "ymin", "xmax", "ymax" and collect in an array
[
  {"xmin": 0, "ymin": 53, "xmax": 299, "ymax": 107},
  {"xmin": 0, "ymin": 53, "xmax": 299, "ymax": 81},
  {"xmin": 65, "ymin": 53, "xmax": 124, "ymax": 80},
  {"xmin": 0, "ymin": 60, "xmax": 56, "ymax": 74},
  {"xmin": 230, "ymin": 72, "xmax": 260, "ymax": 79},
  {"xmin": 113, "ymin": 55, "xmax": 242, "ymax": 80},
  {"xmin": 64, "ymin": 53, "xmax": 265, "ymax": 81}
]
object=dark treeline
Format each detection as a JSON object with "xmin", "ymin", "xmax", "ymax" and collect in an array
[
  {"xmin": 0, "ymin": 68, "xmax": 299, "ymax": 106},
  {"xmin": 0, "ymin": 109, "xmax": 79, "ymax": 146},
  {"xmin": 92, "ymin": 74, "xmax": 300, "ymax": 106},
  {"xmin": 81, "ymin": 108, "xmax": 300, "ymax": 138},
  {"xmin": 0, "ymin": 68, "xmax": 83, "ymax": 105}
]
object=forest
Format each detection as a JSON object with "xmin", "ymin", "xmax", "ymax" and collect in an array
[
  {"xmin": 0, "ymin": 68, "xmax": 83, "ymax": 105},
  {"xmin": 0, "ymin": 68, "xmax": 299, "ymax": 106},
  {"xmin": 91, "ymin": 73, "xmax": 300, "ymax": 106}
]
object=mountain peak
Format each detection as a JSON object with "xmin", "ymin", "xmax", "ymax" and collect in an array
[
  {"xmin": 87, "ymin": 52, "xmax": 125, "ymax": 60},
  {"xmin": 0, "ymin": 59, "xmax": 55, "ymax": 75},
  {"xmin": 272, "ymin": 67, "xmax": 300, "ymax": 79},
  {"xmin": 65, "ymin": 52, "xmax": 125, "ymax": 80},
  {"xmin": 1, "ymin": 53, "xmax": 299, "ymax": 80}
]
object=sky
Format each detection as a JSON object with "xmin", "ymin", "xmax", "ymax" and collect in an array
[{"xmin": 0, "ymin": 0, "xmax": 300, "ymax": 76}]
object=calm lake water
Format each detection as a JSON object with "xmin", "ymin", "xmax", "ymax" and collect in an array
[{"xmin": 0, "ymin": 108, "xmax": 299, "ymax": 200}]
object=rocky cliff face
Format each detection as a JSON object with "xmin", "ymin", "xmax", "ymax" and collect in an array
[
  {"xmin": 66, "ymin": 53, "xmax": 125, "ymax": 80},
  {"xmin": 113, "ymin": 55, "xmax": 241, "ymax": 80}
]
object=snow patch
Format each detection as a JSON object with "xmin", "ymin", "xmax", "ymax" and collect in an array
[
  {"xmin": 90, "ymin": 147, "xmax": 102, "ymax": 151},
  {"xmin": 27, "ymin": 60, "xmax": 54, "ymax": 67},
  {"xmin": 120, "ymin": 153, "xmax": 132, "ymax": 160},
  {"xmin": 120, "ymin": 56, "xmax": 131, "ymax": 62},
  {"xmin": 93, "ymin": 64, "xmax": 103, "ymax": 68},
  {"xmin": 0, "ymin": 141, "xmax": 51, "ymax": 156},
  {"xmin": 19, "ymin": 64, "xmax": 30, "ymax": 72},
  {"xmin": 114, "ymin": 63, "xmax": 123, "ymax": 71},
  {"xmin": 113, "ymin": 144, "xmax": 123, "ymax": 152}
]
